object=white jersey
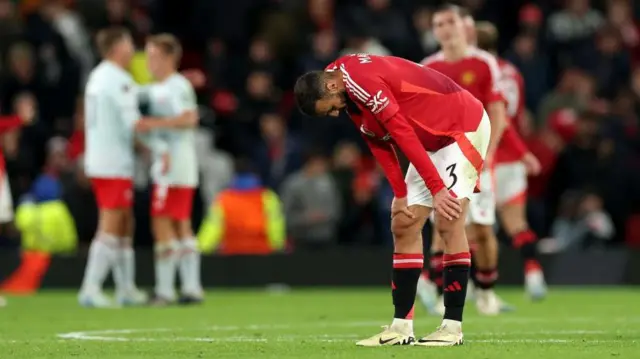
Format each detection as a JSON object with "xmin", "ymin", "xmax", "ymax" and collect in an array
[
  {"xmin": 84, "ymin": 61, "xmax": 141, "ymax": 179},
  {"xmin": 145, "ymin": 73, "xmax": 199, "ymax": 187}
]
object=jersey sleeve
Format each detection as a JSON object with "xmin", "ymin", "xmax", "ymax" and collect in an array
[
  {"xmin": 481, "ymin": 54, "xmax": 505, "ymax": 105},
  {"xmin": 169, "ymin": 81, "xmax": 198, "ymax": 113},
  {"xmin": 364, "ymin": 137, "xmax": 407, "ymax": 198},
  {"xmin": 339, "ymin": 64, "xmax": 399, "ymax": 122}
]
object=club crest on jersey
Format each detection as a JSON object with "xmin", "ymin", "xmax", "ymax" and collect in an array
[
  {"xmin": 461, "ymin": 71, "xmax": 475, "ymax": 85},
  {"xmin": 366, "ymin": 90, "xmax": 389, "ymax": 115}
]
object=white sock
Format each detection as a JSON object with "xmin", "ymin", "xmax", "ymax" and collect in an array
[
  {"xmin": 80, "ymin": 233, "xmax": 118, "ymax": 295},
  {"xmin": 121, "ymin": 246, "xmax": 136, "ymax": 293},
  {"xmin": 391, "ymin": 318, "xmax": 414, "ymax": 336},
  {"xmin": 154, "ymin": 240, "xmax": 180, "ymax": 300},
  {"xmin": 179, "ymin": 237, "xmax": 203, "ymax": 297},
  {"xmin": 441, "ymin": 319, "xmax": 462, "ymax": 332}
]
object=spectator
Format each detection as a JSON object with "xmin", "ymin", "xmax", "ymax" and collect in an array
[
  {"xmin": 342, "ymin": 0, "xmax": 411, "ymax": 57},
  {"xmin": 410, "ymin": 7, "xmax": 439, "ymax": 60},
  {"xmin": 197, "ymin": 158, "xmax": 285, "ymax": 256},
  {"xmin": 340, "ymin": 26, "xmax": 390, "ymax": 56},
  {"xmin": 505, "ymin": 30, "xmax": 551, "ymax": 113},
  {"xmin": 281, "ymin": 149, "xmax": 341, "ymax": 250},
  {"xmin": 252, "ymin": 112, "xmax": 302, "ymax": 190},
  {"xmin": 581, "ymin": 25, "xmax": 630, "ymax": 99},
  {"xmin": 0, "ymin": 0, "xmax": 24, "ymax": 67},
  {"xmin": 298, "ymin": 31, "xmax": 338, "ymax": 75},
  {"xmin": 537, "ymin": 69, "xmax": 595, "ymax": 127},
  {"xmin": 547, "ymin": 0, "xmax": 603, "ymax": 73},
  {"xmin": 607, "ymin": 0, "xmax": 640, "ymax": 67},
  {"xmin": 549, "ymin": 190, "xmax": 615, "ymax": 252}
]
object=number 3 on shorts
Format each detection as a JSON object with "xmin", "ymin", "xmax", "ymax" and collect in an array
[{"xmin": 446, "ymin": 163, "xmax": 457, "ymax": 190}]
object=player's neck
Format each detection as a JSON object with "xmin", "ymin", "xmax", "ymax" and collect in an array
[
  {"xmin": 105, "ymin": 57, "xmax": 127, "ymax": 70},
  {"xmin": 155, "ymin": 70, "xmax": 176, "ymax": 82},
  {"xmin": 442, "ymin": 44, "xmax": 470, "ymax": 62}
]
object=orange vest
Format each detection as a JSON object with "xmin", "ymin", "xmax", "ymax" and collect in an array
[{"xmin": 198, "ymin": 188, "xmax": 285, "ymax": 255}]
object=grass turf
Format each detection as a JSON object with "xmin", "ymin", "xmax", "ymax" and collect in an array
[{"xmin": 0, "ymin": 287, "xmax": 638, "ymax": 358}]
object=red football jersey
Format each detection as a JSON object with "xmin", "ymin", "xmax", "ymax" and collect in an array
[
  {"xmin": 328, "ymin": 54, "xmax": 485, "ymax": 151},
  {"xmin": 421, "ymin": 48, "xmax": 504, "ymax": 108},
  {"xmin": 325, "ymin": 54, "xmax": 486, "ymax": 197},
  {"xmin": 494, "ymin": 58, "xmax": 528, "ymax": 164}
]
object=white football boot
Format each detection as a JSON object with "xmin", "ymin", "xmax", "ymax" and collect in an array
[
  {"xmin": 117, "ymin": 288, "xmax": 149, "ymax": 306},
  {"xmin": 356, "ymin": 325, "xmax": 415, "ymax": 347},
  {"xmin": 416, "ymin": 321, "xmax": 464, "ymax": 347},
  {"xmin": 78, "ymin": 291, "xmax": 119, "ymax": 308},
  {"xmin": 525, "ymin": 270, "xmax": 548, "ymax": 301},
  {"xmin": 475, "ymin": 289, "xmax": 501, "ymax": 316}
]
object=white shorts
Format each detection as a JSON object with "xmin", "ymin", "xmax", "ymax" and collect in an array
[
  {"xmin": 495, "ymin": 161, "xmax": 527, "ymax": 205},
  {"xmin": 407, "ymin": 110, "xmax": 491, "ymax": 208},
  {"xmin": 467, "ymin": 168, "xmax": 496, "ymax": 226},
  {"xmin": 0, "ymin": 173, "xmax": 14, "ymax": 223}
]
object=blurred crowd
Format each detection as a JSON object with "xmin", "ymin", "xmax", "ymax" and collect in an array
[{"xmin": 1, "ymin": 0, "xmax": 640, "ymax": 251}]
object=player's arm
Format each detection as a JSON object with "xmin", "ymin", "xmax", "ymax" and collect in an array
[
  {"xmin": 137, "ymin": 83, "xmax": 199, "ymax": 132},
  {"xmin": 343, "ymin": 69, "xmax": 445, "ymax": 196},
  {"xmin": 484, "ymin": 58, "xmax": 509, "ymax": 164},
  {"xmin": 363, "ymin": 137, "xmax": 407, "ymax": 198}
]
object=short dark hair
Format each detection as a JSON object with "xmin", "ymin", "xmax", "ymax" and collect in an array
[
  {"xmin": 96, "ymin": 27, "xmax": 130, "ymax": 57},
  {"xmin": 294, "ymin": 71, "xmax": 326, "ymax": 116},
  {"xmin": 434, "ymin": 3, "xmax": 470, "ymax": 18},
  {"xmin": 476, "ymin": 21, "xmax": 498, "ymax": 52}
]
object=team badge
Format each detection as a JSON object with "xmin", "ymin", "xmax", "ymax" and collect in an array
[{"xmin": 461, "ymin": 71, "xmax": 475, "ymax": 85}]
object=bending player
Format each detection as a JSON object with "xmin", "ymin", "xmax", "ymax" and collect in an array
[
  {"xmin": 79, "ymin": 27, "xmax": 197, "ymax": 307},
  {"xmin": 420, "ymin": 4, "xmax": 507, "ymax": 316},
  {"xmin": 475, "ymin": 22, "xmax": 547, "ymax": 300},
  {"xmin": 141, "ymin": 34, "xmax": 203, "ymax": 305},
  {"xmin": 295, "ymin": 52, "xmax": 493, "ymax": 346}
]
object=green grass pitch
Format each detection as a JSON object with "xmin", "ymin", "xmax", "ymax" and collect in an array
[{"xmin": 0, "ymin": 287, "xmax": 638, "ymax": 358}]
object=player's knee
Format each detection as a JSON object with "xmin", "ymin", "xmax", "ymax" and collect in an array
[
  {"xmin": 435, "ymin": 216, "xmax": 465, "ymax": 243},
  {"xmin": 391, "ymin": 213, "xmax": 420, "ymax": 241},
  {"xmin": 472, "ymin": 224, "xmax": 496, "ymax": 243}
]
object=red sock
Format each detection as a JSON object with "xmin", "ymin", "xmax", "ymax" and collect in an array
[{"xmin": 475, "ymin": 268, "xmax": 498, "ymax": 290}]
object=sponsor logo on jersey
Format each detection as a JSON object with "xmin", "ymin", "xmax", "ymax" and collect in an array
[
  {"xmin": 461, "ymin": 71, "xmax": 475, "ymax": 85},
  {"xmin": 365, "ymin": 90, "xmax": 389, "ymax": 115}
]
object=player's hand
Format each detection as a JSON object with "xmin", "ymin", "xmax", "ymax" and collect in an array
[
  {"xmin": 391, "ymin": 197, "xmax": 415, "ymax": 219},
  {"xmin": 433, "ymin": 189, "xmax": 461, "ymax": 221},
  {"xmin": 15, "ymin": 95, "xmax": 36, "ymax": 125},
  {"xmin": 522, "ymin": 152, "xmax": 541, "ymax": 176},
  {"xmin": 135, "ymin": 120, "xmax": 152, "ymax": 133},
  {"xmin": 160, "ymin": 152, "xmax": 171, "ymax": 175}
]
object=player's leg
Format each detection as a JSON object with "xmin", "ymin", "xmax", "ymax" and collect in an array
[
  {"xmin": 113, "ymin": 212, "xmax": 147, "ymax": 306},
  {"xmin": 150, "ymin": 185, "xmax": 181, "ymax": 305},
  {"xmin": 79, "ymin": 179, "xmax": 128, "ymax": 307},
  {"xmin": 416, "ymin": 199, "xmax": 470, "ymax": 346},
  {"xmin": 496, "ymin": 162, "xmax": 547, "ymax": 300},
  {"xmin": 0, "ymin": 172, "xmax": 13, "ymax": 307},
  {"xmin": 416, "ymin": 215, "xmax": 444, "ymax": 315},
  {"xmin": 173, "ymin": 187, "xmax": 203, "ymax": 304},
  {"xmin": 356, "ymin": 204, "xmax": 429, "ymax": 347},
  {"xmin": 176, "ymin": 218, "xmax": 203, "ymax": 304}
]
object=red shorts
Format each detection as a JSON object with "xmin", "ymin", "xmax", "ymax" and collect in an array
[
  {"xmin": 151, "ymin": 185, "xmax": 195, "ymax": 220},
  {"xmin": 90, "ymin": 178, "xmax": 134, "ymax": 209}
]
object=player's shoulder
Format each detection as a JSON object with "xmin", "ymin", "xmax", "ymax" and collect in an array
[
  {"xmin": 333, "ymin": 53, "xmax": 380, "ymax": 71},
  {"xmin": 420, "ymin": 51, "xmax": 445, "ymax": 66},
  {"xmin": 497, "ymin": 58, "xmax": 521, "ymax": 77},
  {"xmin": 466, "ymin": 47, "xmax": 500, "ymax": 74},
  {"xmin": 169, "ymin": 73, "xmax": 194, "ymax": 89}
]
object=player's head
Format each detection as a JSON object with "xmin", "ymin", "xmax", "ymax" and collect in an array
[
  {"xmin": 432, "ymin": 4, "xmax": 470, "ymax": 49},
  {"xmin": 294, "ymin": 70, "xmax": 347, "ymax": 117},
  {"xmin": 146, "ymin": 33, "xmax": 182, "ymax": 78},
  {"xmin": 475, "ymin": 21, "xmax": 498, "ymax": 54},
  {"xmin": 462, "ymin": 14, "xmax": 476, "ymax": 45},
  {"xmin": 96, "ymin": 27, "xmax": 134, "ymax": 65}
]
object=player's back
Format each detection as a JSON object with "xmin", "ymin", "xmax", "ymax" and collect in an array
[
  {"xmin": 336, "ymin": 54, "xmax": 484, "ymax": 139},
  {"xmin": 84, "ymin": 61, "xmax": 139, "ymax": 179},
  {"xmin": 146, "ymin": 73, "xmax": 199, "ymax": 187}
]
